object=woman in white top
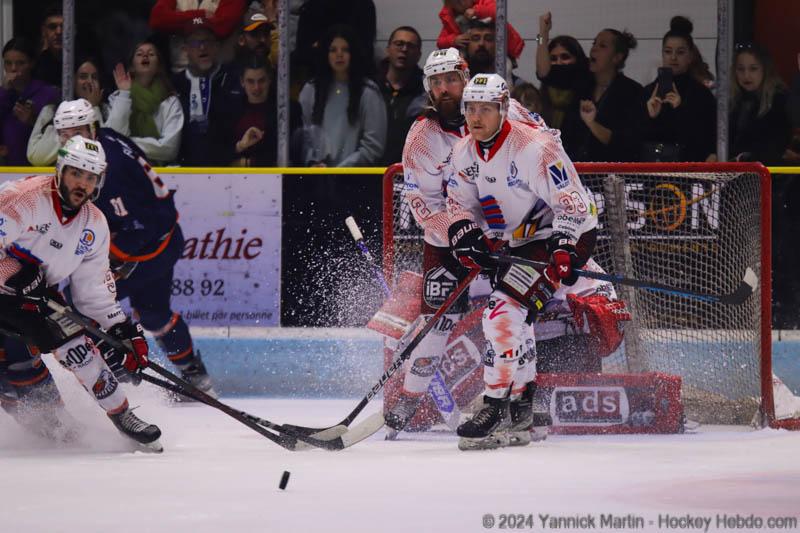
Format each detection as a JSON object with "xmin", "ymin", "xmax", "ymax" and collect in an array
[
  {"xmin": 27, "ymin": 57, "xmax": 127, "ymax": 166},
  {"xmin": 107, "ymin": 41, "xmax": 184, "ymax": 165}
]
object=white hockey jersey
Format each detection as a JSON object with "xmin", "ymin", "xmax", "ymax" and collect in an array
[
  {"xmin": 402, "ymin": 99, "xmax": 546, "ymax": 248},
  {"xmin": 446, "ymin": 119, "xmax": 597, "ymax": 247},
  {"xmin": 0, "ymin": 175, "xmax": 125, "ymax": 329}
]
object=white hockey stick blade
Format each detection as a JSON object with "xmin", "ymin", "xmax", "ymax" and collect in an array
[
  {"xmin": 340, "ymin": 412, "xmax": 385, "ymax": 448},
  {"xmin": 345, "ymin": 216, "xmax": 364, "ymax": 241},
  {"xmin": 291, "ymin": 425, "xmax": 349, "ymax": 451},
  {"xmin": 744, "ymin": 267, "xmax": 758, "ymax": 291}
]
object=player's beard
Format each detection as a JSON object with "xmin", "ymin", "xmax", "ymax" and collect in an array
[
  {"xmin": 435, "ymin": 93, "xmax": 460, "ymax": 120},
  {"xmin": 59, "ymin": 180, "xmax": 90, "ymax": 210}
]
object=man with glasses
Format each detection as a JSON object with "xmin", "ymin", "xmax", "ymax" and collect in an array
[
  {"xmin": 33, "ymin": 5, "xmax": 64, "ymax": 89},
  {"xmin": 172, "ymin": 18, "xmax": 242, "ymax": 165},
  {"xmin": 375, "ymin": 26, "xmax": 426, "ymax": 165}
]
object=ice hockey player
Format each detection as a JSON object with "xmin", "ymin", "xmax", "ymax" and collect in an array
[
  {"xmin": 0, "ymin": 136, "xmax": 162, "ymax": 451},
  {"xmin": 445, "ymin": 73, "xmax": 599, "ymax": 450},
  {"xmin": 51, "ymin": 99, "xmax": 216, "ymax": 397},
  {"xmin": 383, "ymin": 48, "xmax": 546, "ymax": 434}
]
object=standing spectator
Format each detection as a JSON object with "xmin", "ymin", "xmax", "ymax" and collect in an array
[
  {"xmin": 566, "ymin": 28, "xmax": 642, "ymax": 162},
  {"xmin": 172, "ymin": 18, "xmax": 242, "ymax": 166},
  {"xmin": 298, "ymin": 25, "xmax": 386, "ymax": 167},
  {"xmin": 464, "ymin": 22, "xmax": 524, "ymax": 86},
  {"xmin": 107, "ymin": 41, "xmax": 184, "ymax": 165},
  {"xmin": 28, "ymin": 56, "xmax": 125, "ymax": 166},
  {"xmin": 0, "ymin": 38, "xmax": 58, "ymax": 166},
  {"xmin": 641, "ymin": 16, "xmax": 716, "ymax": 162},
  {"xmin": 375, "ymin": 26, "xmax": 426, "ymax": 165},
  {"xmin": 227, "ymin": 55, "xmax": 301, "ymax": 166},
  {"xmin": 236, "ymin": 3, "xmax": 277, "ymax": 70},
  {"xmin": 32, "ymin": 5, "xmax": 63, "ymax": 90},
  {"xmin": 436, "ymin": 0, "xmax": 524, "ymax": 66},
  {"xmin": 149, "ymin": 0, "xmax": 246, "ymax": 72},
  {"xmin": 729, "ymin": 43, "xmax": 790, "ymax": 165},
  {"xmin": 535, "ymin": 12, "xmax": 590, "ymax": 132}
]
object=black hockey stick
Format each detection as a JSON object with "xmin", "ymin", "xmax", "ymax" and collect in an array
[
  {"xmin": 33, "ymin": 297, "xmax": 382, "ymax": 451},
  {"xmin": 282, "ymin": 264, "xmax": 485, "ymax": 437},
  {"xmin": 476, "ymin": 253, "xmax": 758, "ymax": 306}
]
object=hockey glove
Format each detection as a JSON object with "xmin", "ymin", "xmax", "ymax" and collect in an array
[
  {"xmin": 548, "ymin": 233, "xmax": 580, "ymax": 286},
  {"xmin": 6, "ymin": 261, "xmax": 47, "ymax": 298},
  {"xmin": 448, "ymin": 220, "xmax": 496, "ymax": 272},
  {"xmin": 98, "ymin": 320, "xmax": 149, "ymax": 384}
]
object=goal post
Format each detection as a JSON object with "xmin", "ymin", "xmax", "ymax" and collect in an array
[{"xmin": 382, "ymin": 161, "xmax": 799, "ymax": 429}]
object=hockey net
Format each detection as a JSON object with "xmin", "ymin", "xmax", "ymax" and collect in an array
[{"xmin": 382, "ymin": 162, "xmax": 800, "ymax": 429}]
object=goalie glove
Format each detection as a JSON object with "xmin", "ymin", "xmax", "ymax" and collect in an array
[
  {"xmin": 448, "ymin": 219, "xmax": 496, "ymax": 272},
  {"xmin": 567, "ymin": 294, "xmax": 631, "ymax": 357},
  {"xmin": 97, "ymin": 319, "xmax": 149, "ymax": 384}
]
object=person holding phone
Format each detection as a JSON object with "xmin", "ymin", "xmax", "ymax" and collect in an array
[
  {"xmin": 641, "ymin": 16, "xmax": 716, "ymax": 162},
  {"xmin": 0, "ymin": 37, "xmax": 58, "ymax": 165}
]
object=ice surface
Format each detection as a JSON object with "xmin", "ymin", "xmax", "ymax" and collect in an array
[{"xmin": 1, "ymin": 364, "xmax": 799, "ymax": 533}]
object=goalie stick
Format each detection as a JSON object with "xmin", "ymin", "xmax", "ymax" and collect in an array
[
  {"xmin": 344, "ymin": 216, "xmax": 463, "ymax": 433},
  {"xmin": 473, "ymin": 253, "xmax": 759, "ymax": 306},
  {"xmin": 33, "ymin": 296, "xmax": 382, "ymax": 451}
]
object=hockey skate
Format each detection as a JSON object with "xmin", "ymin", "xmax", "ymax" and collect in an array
[
  {"xmin": 1, "ymin": 377, "xmax": 82, "ymax": 443},
  {"xmin": 457, "ymin": 396, "xmax": 511, "ymax": 451},
  {"xmin": 171, "ymin": 352, "xmax": 217, "ymax": 403},
  {"xmin": 384, "ymin": 393, "xmax": 423, "ymax": 440},
  {"xmin": 108, "ymin": 407, "xmax": 163, "ymax": 453},
  {"xmin": 507, "ymin": 384, "xmax": 550, "ymax": 446}
]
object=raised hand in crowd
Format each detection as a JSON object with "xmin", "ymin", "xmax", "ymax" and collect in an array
[
  {"xmin": 579, "ymin": 99, "xmax": 597, "ymax": 126},
  {"xmin": 76, "ymin": 62, "xmax": 103, "ymax": 107},
  {"xmin": 236, "ymin": 126, "xmax": 265, "ymax": 154},
  {"xmin": 646, "ymin": 83, "xmax": 681, "ymax": 118},
  {"xmin": 539, "ymin": 11, "xmax": 552, "ymax": 37},
  {"xmin": 113, "ymin": 63, "xmax": 132, "ymax": 91},
  {"xmin": 12, "ymin": 99, "xmax": 34, "ymax": 125}
]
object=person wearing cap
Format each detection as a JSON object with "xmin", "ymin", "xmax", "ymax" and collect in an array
[
  {"xmin": 237, "ymin": 8, "xmax": 278, "ymax": 69},
  {"xmin": 171, "ymin": 17, "xmax": 242, "ymax": 165},
  {"xmin": 149, "ymin": 0, "xmax": 246, "ymax": 73}
]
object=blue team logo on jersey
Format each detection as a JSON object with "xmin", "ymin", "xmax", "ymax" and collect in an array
[
  {"xmin": 75, "ymin": 229, "xmax": 96, "ymax": 256},
  {"xmin": 548, "ymin": 161, "xmax": 569, "ymax": 189},
  {"xmin": 507, "ymin": 161, "xmax": 522, "ymax": 188},
  {"xmin": 0, "ymin": 216, "xmax": 5, "ymax": 237}
]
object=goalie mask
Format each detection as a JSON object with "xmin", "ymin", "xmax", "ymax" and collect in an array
[
  {"xmin": 461, "ymin": 73, "xmax": 510, "ymax": 122},
  {"xmin": 56, "ymin": 135, "xmax": 108, "ymax": 201},
  {"xmin": 422, "ymin": 47, "xmax": 470, "ymax": 94}
]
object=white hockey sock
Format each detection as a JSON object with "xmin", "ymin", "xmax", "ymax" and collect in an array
[
  {"xmin": 53, "ymin": 336, "xmax": 128, "ymax": 413},
  {"xmin": 482, "ymin": 293, "xmax": 534, "ymax": 400},
  {"xmin": 400, "ymin": 313, "xmax": 459, "ymax": 395}
]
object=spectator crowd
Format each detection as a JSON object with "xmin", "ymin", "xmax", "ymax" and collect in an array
[{"xmin": 1, "ymin": 1, "xmax": 799, "ymax": 168}]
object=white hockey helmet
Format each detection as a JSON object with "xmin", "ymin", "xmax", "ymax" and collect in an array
[
  {"xmin": 53, "ymin": 98, "xmax": 98, "ymax": 131},
  {"xmin": 461, "ymin": 73, "xmax": 511, "ymax": 122},
  {"xmin": 422, "ymin": 47, "xmax": 470, "ymax": 93},
  {"xmin": 56, "ymin": 135, "xmax": 107, "ymax": 199}
]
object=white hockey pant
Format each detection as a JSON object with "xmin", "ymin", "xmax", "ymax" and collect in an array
[
  {"xmin": 482, "ymin": 292, "xmax": 537, "ymax": 400},
  {"xmin": 399, "ymin": 313, "xmax": 459, "ymax": 396},
  {"xmin": 53, "ymin": 336, "xmax": 128, "ymax": 413}
]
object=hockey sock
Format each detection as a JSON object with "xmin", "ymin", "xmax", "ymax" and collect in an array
[
  {"xmin": 482, "ymin": 293, "xmax": 534, "ymax": 400},
  {"xmin": 151, "ymin": 313, "xmax": 195, "ymax": 367},
  {"xmin": 53, "ymin": 336, "xmax": 127, "ymax": 413}
]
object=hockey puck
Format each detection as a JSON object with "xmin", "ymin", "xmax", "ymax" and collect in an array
[{"xmin": 279, "ymin": 471, "xmax": 290, "ymax": 490}]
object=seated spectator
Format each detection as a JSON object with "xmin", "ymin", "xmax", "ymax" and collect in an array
[
  {"xmin": 535, "ymin": 12, "xmax": 590, "ymax": 131},
  {"xmin": 32, "ymin": 4, "xmax": 63, "ymax": 90},
  {"xmin": 546, "ymin": 28, "xmax": 641, "ymax": 162},
  {"xmin": 510, "ymin": 82, "xmax": 542, "ymax": 115},
  {"xmin": 226, "ymin": 55, "xmax": 301, "ymax": 166},
  {"xmin": 0, "ymin": 37, "xmax": 58, "ymax": 165},
  {"xmin": 28, "ymin": 56, "xmax": 124, "ymax": 165},
  {"xmin": 107, "ymin": 41, "xmax": 184, "ymax": 165},
  {"xmin": 464, "ymin": 21, "xmax": 524, "ymax": 86},
  {"xmin": 729, "ymin": 43, "xmax": 790, "ymax": 165},
  {"xmin": 298, "ymin": 25, "xmax": 386, "ymax": 167},
  {"xmin": 236, "ymin": 4, "xmax": 277, "ymax": 70},
  {"xmin": 172, "ymin": 18, "xmax": 242, "ymax": 166},
  {"xmin": 641, "ymin": 16, "xmax": 716, "ymax": 162},
  {"xmin": 149, "ymin": 0, "xmax": 246, "ymax": 72},
  {"xmin": 375, "ymin": 26, "xmax": 426, "ymax": 165},
  {"xmin": 436, "ymin": 0, "xmax": 524, "ymax": 67}
]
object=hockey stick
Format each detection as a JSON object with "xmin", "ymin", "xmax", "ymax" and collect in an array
[
  {"xmin": 477, "ymin": 253, "xmax": 758, "ymax": 306},
  {"xmin": 344, "ymin": 216, "xmax": 462, "ymax": 432},
  {"xmin": 283, "ymin": 264, "xmax": 485, "ymax": 437},
  {"xmin": 33, "ymin": 297, "xmax": 382, "ymax": 451}
]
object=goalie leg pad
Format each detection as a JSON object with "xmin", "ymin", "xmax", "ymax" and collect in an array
[
  {"xmin": 482, "ymin": 292, "xmax": 535, "ymax": 399},
  {"xmin": 401, "ymin": 313, "xmax": 458, "ymax": 395},
  {"xmin": 54, "ymin": 336, "xmax": 127, "ymax": 413}
]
